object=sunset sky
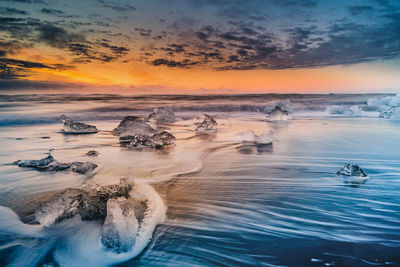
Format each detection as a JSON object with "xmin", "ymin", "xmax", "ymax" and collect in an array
[{"xmin": 1, "ymin": 0, "xmax": 400, "ymax": 93}]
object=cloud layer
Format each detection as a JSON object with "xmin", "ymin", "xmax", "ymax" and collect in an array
[{"xmin": 0, "ymin": 0, "xmax": 399, "ymax": 82}]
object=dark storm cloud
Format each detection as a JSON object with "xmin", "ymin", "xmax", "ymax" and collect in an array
[
  {"xmin": 0, "ymin": 14, "xmax": 130, "ymax": 64},
  {"xmin": 0, "ymin": 40, "xmax": 23, "ymax": 56},
  {"xmin": 2, "ymin": 0, "xmax": 400, "ymax": 74},
  {"xmin": 0, "ymin": 64, "xmax": 23, "ymax": 79},
  {"xmin": 67, "ymin": 38, "xmax": 129, "ymax": 63},
  {"xmin": 0, "ymin": 58, "xmax": 53, "ymax": 68},
  {"xmin": 195, "ymin": 31, "xmax": 209, "ymax": 40},
  {"xmin": 35, "ymin": 23, "xmax": 127, "ymax": 62},
  {"xmin": 0, "ymin": 7, "xmax": 27, "ymax": 15},
  {"xmin": 68, "ymin": 42, "xmax": 92, "ymax": 57},
  {"xmin": 98, "ymin": 42, "xmax": 129, "ymax": 55},
  {"xmin": 40, "ymin": 8, "xmax": 65, "ymax": 16},
  {"xmin": 103, "ymin": 3, "xmax": 135, "ymax": 11},
  {"xmin": 0, "ymin": 58, "xmax": 71, "ymax": 79},
  {"xmin": 150, "ymin": 58, "xmax": 198, "ymax": 68},
  {"xmin": 0, "ymin": 16, "xmax": 41, "ymax": 39},
  {"xmin": 134, "ymin": 28, "xmax": 152, "ymax": 37},
  {"xmin": 37, "ymin": 24, "xmax": 85, "ymax": 48},
  {"xmin": 159, "ymin": 43, "xmax": 186, "ymax": 55},
  {"xmin": 144, "ymin": 0, "xmax": 400, "ymax": 71},
  {"xmin": 97, "ymin": 0, "xmax": 136, "ymax": 11}
]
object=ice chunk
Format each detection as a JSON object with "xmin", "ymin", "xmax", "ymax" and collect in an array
[
  {"xmin": 326, "ymin": 105, "xmax": 363, "ymax": 116},
  {"xmin": 236, "ymin": 130, "xmax": 273, "ymax": 144},
  {"xmin": 195, "ymin": 114, "xmax": 218, "ymax": 132},
  {"xmin": 35, "ymin": 179, "xmax": 133, "ymax": 226},
  {"xmin": 266, "ymin": 106, "xmax": 292, "ymax": 121},
  {"xmin": 368, "ymin": 94, "xmax": 400, "ymax": 119},
  {"xmin": 14, "ymin": 154, "xmax": 71, "ymax": 172},
  {"xmin": 255, "ymin": 131, "xmax": 273, "ymax": 144},
  {"xmin": 262, "ymin": 100, "xmax": 294, "ymax": 114},
  {"xmin": 120, "ymin": 131, "xmax": 175, "ymax": 149},
  {"xmin": 148, "ymin": 107, "xmax": 176, "ymax": 123},
  {"xmin": 14, "ymin": 153, "xmax": 97, "ymax": 174},
  {"xmin": 60, "ymin": 115, "xmax": 98, "ymax": 134},
  {"xmin": 70, "ymin": 162, "xmax": 98, "ymax": 174},
  {"xmin": 86, "ymin": 150, "xmax": 99, "ymax": 156},
  {"xmin": 262, "ymin": 100, "xmax": 293, "ymax": 121},
  {"xmin": 336, "ymin": 163, "xmax": 369, "ymax": 184},
  {"xmin": 367, "ymin": 94, "xmax": 400, "ymax": 115},
  {"xmin": 388, "ymin": 94, "xmax": 400, "ymax": 107},
  {"xmin": 112, "ymin": 116, "xmax": 157, "ymax": 136},
  {"xmin": 35, "ymin": 188, "xmax": 83, "ymax": 226},
  {"xmin": 379, "ymin": 107, "xmax": 400, "ymax": 119},
  {"xmin": 101, "ymin": 197, "xmax": 144, "ymax": 253},
  {"xmin": 337, "ymin": 163, "xmax": 368, "ymax": 177},
  {"xmin": 236, "ymin": 130, "xmax": 256, "ymax": 142}
]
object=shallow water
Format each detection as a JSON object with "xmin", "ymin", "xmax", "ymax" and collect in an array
[{"xmin": 0, "ymin": 94, "xmax": 400, "ymax": 266}]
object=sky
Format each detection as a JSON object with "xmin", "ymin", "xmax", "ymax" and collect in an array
[{"xmin": 0, "ymin": 0, "xmax": 400, "ymax": 94}]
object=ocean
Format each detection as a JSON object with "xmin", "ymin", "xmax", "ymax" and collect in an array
[{"xmin": 0, "ymin": 93, "xmax": 399, "ymax": 266}]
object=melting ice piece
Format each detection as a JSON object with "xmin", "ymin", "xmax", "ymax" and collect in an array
[
  {"xmin": 255, "ymin": 131, "xmax": 273, "ymax": 144},
  {"xmin": 264, "ymin": 100, "xmax": 293, "ymax": 121},
  {"xmin": 195, "ymin": 114, "xmax": 218, "ymax": 132},
  {"xmin": 326, "ymin": 105, "xmax": 363, "ymax": 116},
  {"xmin": 368, "ymin": 94, "xmax": 400, "ymax": 118},
  {"xmin": 379, "ymin": 107, "xmax": 400, "ymax": 119},
  {"xmin": 112, "ymin": 116, "xmax": 157, "ymax": 136},
  {"xmin": 35, "ymin": 179, "xmax": 133, "ymax": 226},
  {"xmin": 336, "ymin": 163, "xmax": 369, "ymax": 184},
  {"xmin": 60, "ymin": 115, "xmax": 98, "ymax": 134},
  {"xmin": 236, "ymin": 130, "xmax": 273, "ymax": 144},
  {"xmin": 266, "ymin": 106, "xmax": 292, "ymax": 121},
  {"xmin": 148, "ymin": 107, "xmax": 176, "ymax": 123},
  {"xmin": 14, "ymin": 153, "xmax": 97, "ymax": 174},
  {"xmin": 120, "ymin": 131, "xmax": 176, "ymax": 149},
  {"xmin": 70, "ymin": 162, "xmax": 98, "ymax": 174},
  {"xmin": 14, "ymin": 154, "xmax": 70, "ymax": 171},
  {"xmin": 87, "ymin": 150, "xmax": 99, "ymax": 156},
  {"xmin": 101, "ymin": 197, "xmax": 147, "ymax": 253},
  {"xmin": 36, "ymin": 179, "xmax": 163, "ymax": 256},
  {"xmin": 236, "ymin": 130, "xmax": 256, "ymax": 142},
  {"xmin": 368, "ymin": 94, "xmax": 400, "ymax": 109}
]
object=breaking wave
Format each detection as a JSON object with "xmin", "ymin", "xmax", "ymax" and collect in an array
[
  {"xmin": 367, "ymin": 94, "xmax": 400, "ymax": 119},
  {"xmin": 1, "ymin": 93, "xmax": 396, "ymax": 126}
]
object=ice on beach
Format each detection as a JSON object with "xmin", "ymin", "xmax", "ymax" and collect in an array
[
  {"xmin": 112, "ymin": 116, "xmax": 157, "ymax": 136},
  {"xmin": 326, "ymin": 105, "xmax": 363, "ymax": 116},
  {"xmin": 262, "ymin": 100, "xmax": 294, "ymax": 114},
  {"xmin": 263, "ymin": 100, "xmax": 293, "ymax": 121},
  {"xmin": 195, "ymin": 114, "xmax": 218, "ymax": 132},
  {"xmin": 60, "ymin": 115, "xmax": 98, "ymax": 134},
  {"xmin": 379, "ymin": 107, "xmax": 400, "ymax": 119},
  {"xmin": 101, "ymin": 197, "xmax": 140, "ymax": 253},
  {"xmin": 148, "ymin": 107, "xmax": 176, "ymax": 123},
  {"xmin": 367, "ymin": 94, "xmax": 400, "ymax": 118},
  {"xmin": 236, "ymin": 130, "xmax": 273, "ymax": 144}
]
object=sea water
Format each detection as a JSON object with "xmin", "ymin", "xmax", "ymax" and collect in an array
[{"xmin": 0, "ymin": 94, "xmax": 399, "ymax": 266}]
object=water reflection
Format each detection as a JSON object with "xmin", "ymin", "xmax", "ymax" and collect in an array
[{"xmin": 236, "ymin": 143, "xmax": 273, "ymax": 154}]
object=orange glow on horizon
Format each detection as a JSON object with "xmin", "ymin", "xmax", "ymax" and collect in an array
[{"xmin": 13, "ymin": 46, "xmax": 400, "ymax": 93}]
